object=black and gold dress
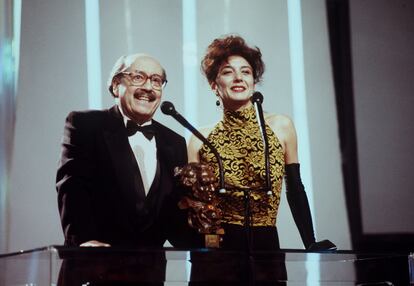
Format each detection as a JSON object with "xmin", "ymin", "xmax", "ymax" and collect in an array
[{"xmin": 199, "ymin": 105, "xmax": 285, "ymax": 250}]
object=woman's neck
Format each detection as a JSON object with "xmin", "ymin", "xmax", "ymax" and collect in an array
[{"xmin": 223, "ymin": 100, "xmax": 253, "ymax": 112}]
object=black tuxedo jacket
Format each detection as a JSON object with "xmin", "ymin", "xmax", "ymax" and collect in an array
[{"xmin": 56, "ymin": 105, "xmax": 199, "ymax": 247}]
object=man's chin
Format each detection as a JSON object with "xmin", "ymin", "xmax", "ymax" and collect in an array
[{"xmin": 130, "ymin": 110, "xmax": 155, "ymax": 124}]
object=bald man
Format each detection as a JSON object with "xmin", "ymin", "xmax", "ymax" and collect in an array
[{"xmin": 56, "ymin": 54, "xmax": 200, "ymax": 248}]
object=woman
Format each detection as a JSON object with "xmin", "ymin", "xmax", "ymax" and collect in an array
[{"xmin": 188, "ymin": 35, "xmax": 321, "ymax": 251}]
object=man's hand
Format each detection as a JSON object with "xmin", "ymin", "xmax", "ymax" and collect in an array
[{"xmin": 79, "ymin": 240, "xmax": 111, "ymax": 247}]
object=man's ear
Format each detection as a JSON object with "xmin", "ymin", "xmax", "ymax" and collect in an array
[{"xmin": 111, "ymin": 80, "xmax": 120, "ymax": 97}]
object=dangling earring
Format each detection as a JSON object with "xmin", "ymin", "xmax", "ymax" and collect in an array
[{"xmin": 214, "ymin": 90, "xmax": 220, "ymax": 106}]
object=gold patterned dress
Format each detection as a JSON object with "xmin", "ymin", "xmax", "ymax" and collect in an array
[{"xmin": 199, "ymin": 106, "xmax": 285, "ymax": 249}]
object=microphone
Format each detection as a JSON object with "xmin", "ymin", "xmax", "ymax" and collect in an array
[
  {"xmin": 251, "ymin": 91, "xmax": 264, "ymax": 105},
  {"xmin": 161, "ymin": 101, "xmax": 226, "ymax": 193},
  {"xmin": 251, "ymin": 92, "xmax": 272, "ymax": 195}
]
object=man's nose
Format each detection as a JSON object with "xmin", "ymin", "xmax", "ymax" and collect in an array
[{"xmin": 141, "ymin": 78, "xmax": 153, "ymax": 90}]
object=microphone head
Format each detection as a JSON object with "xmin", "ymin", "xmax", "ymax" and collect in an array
[
  {"xmin": 251, "ymin": 91, "xmax": 264, "ymax": 104},
  {"xmin": 161, "ymin": 101, "xmax": 176, "ymax": 115}
]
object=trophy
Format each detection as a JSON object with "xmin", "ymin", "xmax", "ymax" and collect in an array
[{"xmin": 175, "ymin": 163, "xmax": 224, "ymax": 248}]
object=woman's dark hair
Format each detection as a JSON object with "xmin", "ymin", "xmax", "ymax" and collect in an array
[{"xmin": 201, "ymin": 35, "xmax": 265, "ymax": 84}]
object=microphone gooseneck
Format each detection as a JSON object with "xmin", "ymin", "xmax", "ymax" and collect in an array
[
  {"xmin": 160, "ymin": 101, "xmax": 226, "ymax": 193},
  {"xmin": 251, "ymin": 92, "xmax": 272, "ymax": 195}
]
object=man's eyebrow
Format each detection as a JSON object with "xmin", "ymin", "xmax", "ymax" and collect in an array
[{"xmin": 130, "ymin": 70, "xmax": 163, "ymax": 76}]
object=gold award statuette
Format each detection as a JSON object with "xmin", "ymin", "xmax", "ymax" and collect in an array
[{"xmin": 175, "ymin": 163, "xmax": 224, "ymax": 248}]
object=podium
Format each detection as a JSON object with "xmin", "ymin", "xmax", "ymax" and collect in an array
[{"xmin": 0, "ymin": 246, "xmax": 412, "ymax": 285}]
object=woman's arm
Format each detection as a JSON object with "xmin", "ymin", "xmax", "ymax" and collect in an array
[{"xmin": 266, "ymin": 113, "xmax": 316, "ymax": 249}]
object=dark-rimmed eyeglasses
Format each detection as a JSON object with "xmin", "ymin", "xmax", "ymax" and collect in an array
[{"xmin": 120, "ymin": 71, "xmax": 167, "ymax": 90}]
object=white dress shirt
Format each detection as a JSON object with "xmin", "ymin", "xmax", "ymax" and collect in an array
[{"xmin": 119, "ymin": 109, "xmax": 157, "ymax": 196}]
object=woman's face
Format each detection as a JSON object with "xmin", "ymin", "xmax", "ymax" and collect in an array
[{"xmin": 212, "ymin": 55, "xmax": 255, "ymax": 111}]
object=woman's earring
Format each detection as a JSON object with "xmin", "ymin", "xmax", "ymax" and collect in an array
[{"xmin": 214, "ymin": 90, "xmax": 220, "ymax": 106}]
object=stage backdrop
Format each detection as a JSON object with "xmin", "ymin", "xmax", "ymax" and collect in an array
[{"xmin": 6, "ymin": 0, "xmax": 350, "ymax": 252}]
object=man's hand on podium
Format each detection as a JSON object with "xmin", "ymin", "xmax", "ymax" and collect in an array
[{"xmin": 80, "ymin": 240, "xmax": 111, "ymax": 247}]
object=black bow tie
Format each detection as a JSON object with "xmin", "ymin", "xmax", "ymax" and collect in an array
[{"xmin": 126, "ymin": 120, "xmax": 156, "ymax": 140}]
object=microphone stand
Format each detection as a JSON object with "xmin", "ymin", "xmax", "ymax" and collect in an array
[
  {"xmin": 161, "ymin": 101, "xmax": 228, "ymax": 250},
  {"xmin": 246, "ymin": 92, "xmax": 273, "ymax": 285},
  {"xmin": 251, "ymin": 92, "xmax": 272, "ymax": 195}
]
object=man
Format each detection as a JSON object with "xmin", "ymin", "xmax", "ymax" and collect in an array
[{"xmin": 56, "ymin": 53, "xmax": 198, "ymax": 248}]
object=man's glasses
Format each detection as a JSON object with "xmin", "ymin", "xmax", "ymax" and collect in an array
[{"xmin": 120, "ymin": 71, "xmax": 167, "ymax": 90}]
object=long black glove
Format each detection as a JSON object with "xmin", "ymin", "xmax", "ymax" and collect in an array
[
  {"xmin": 285, "ymin": 163, "xmax": 337, "ymax": 251},
  {"xmin": 285, "ymin": 163, "xmax": 315, "ymax": 249}
]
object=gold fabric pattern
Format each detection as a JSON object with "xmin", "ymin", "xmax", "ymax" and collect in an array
[{"xmin": 199, "ymin": 106, "xmax": 285, "ymax": 226}]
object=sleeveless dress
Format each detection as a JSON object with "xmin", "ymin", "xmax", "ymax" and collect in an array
[{"xmin": 199, "ymin": 105, "xmax": 285, "ymax": 250}]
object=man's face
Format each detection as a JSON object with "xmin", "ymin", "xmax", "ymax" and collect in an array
[{"xmin": 113, "ymin": 56, "xmax": 164, "ymax": 124}]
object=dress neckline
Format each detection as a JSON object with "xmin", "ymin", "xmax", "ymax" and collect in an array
[{"xmin": 222, "ymin": 105, "xmax": 257, "ymax": 127}]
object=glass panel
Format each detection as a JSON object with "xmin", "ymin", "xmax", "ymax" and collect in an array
[{"xmin": 0, "ymin": 247, "xmax": 410, "ymax": 285}]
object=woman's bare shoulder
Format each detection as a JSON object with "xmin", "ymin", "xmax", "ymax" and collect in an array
[
  {"xmin": 264, "ymin": 113, "xmax": 297, "ymax": 155},
  {"xmin": 265, "ymin": 113, "xmax": 294, "ymax": 131}
]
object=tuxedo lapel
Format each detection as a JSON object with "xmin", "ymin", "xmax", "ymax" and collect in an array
[
  {"xmin": 103, "ymin": 106, "xmax": 147, "ymax": 217},
  {"xmin": 146, "ymin": 121, "xmax": 176, "ymax": 211},
  {"xmin": 153, "ymin": 120, "xmax": 176, "ymax": 171}
]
